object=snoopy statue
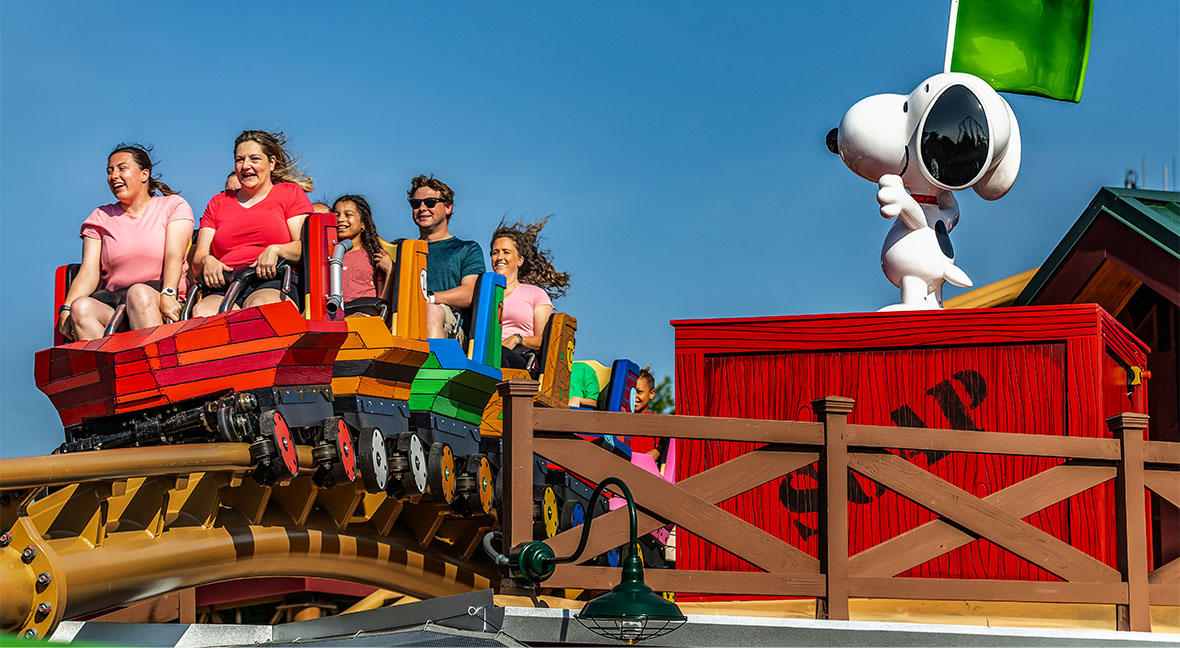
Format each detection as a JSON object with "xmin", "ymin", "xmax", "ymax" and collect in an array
[{"xmin": 827, "ymin": 72, "xmax": 1021, "ymax": 310}]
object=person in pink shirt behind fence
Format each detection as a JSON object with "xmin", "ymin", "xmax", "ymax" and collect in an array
[
  {"xmin": 489, "ymin": 217, "xmax": 570, "ymax": 373},
  {"xmin": 57, "ymin": 144, "xmax": 194, "ymax": 341},
  {"xmin": 191, "ymin": 130, "xmax": 314, "ymax": 316}
]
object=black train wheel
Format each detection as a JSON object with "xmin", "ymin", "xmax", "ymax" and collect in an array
[{"xmin": 427, "ymin": 442, "xmax": 456, "ymax": 504}]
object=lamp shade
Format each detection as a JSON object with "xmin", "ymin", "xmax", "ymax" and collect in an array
[{"xmin": 576, "ymin": 554, "xmax": 686, "ymax": 644}]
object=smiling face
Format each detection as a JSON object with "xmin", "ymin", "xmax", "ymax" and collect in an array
[
  {"xmin": 490, "ymin": 236, "xmax": 524, "ymax": 281},
  {"xmin": 410, "ymin": 186, "xmax": 452, "ymax": 233},
  {"xmin": 107, "ymin": 152, "xmax": 151, "ymax": 205},
  {"xmin": 335, "ymin": 200, "xmax": 365, "ymax": 242},
  {"xmin": 234, "ymin": 140, "xmax": 276, "ymax": 192},
  {"xmin": 634, "ymin": 375, "xmax": 655, "ymax": 413}
]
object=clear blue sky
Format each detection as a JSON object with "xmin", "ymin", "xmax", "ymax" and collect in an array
[{"xmin": 1, "ymin": 2, "xmax": 1177, "ymax": 459}]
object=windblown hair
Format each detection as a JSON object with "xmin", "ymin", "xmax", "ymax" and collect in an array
[
  {"xmin": 333, "ymin": 195, "xmax": 385, "ymax": 288},
  {"xmin": 490, "ymin": 216, "xmax": 571, "ymax": 299},
  {"xmin": 407, "ymin": 174, "xmax": 454, "ymax": 216},
  {"xmin": 109, "ymin": 144, "xmax": 178, "ymax": 196},
  {"xmin": 638, "ymin": 366, "xmax": 655, "ymax": 389},
  {"xmin": 234, "ymin": 130, "xmax": 314, "ymax": 192}
]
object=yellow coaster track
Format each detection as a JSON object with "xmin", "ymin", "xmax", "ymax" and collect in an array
[{"xmin": 0, "ymin": 444, "xmax": 496, "ymax": 640}]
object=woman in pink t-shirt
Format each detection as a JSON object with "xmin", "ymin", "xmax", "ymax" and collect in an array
[
  {"xmin": 333, "ymin": 195, "xmax": 394, "ymax": 305},
  {"xmin": 191, "ymin": 130, "xmax": 314, "ymax": 316},
  {"xmin": 490, "ymin": 218, "xmax": 570, "ymax": 371},
  {"xmin": 57, "ymin": 145, "xmax": 194, "ymax": 341}
]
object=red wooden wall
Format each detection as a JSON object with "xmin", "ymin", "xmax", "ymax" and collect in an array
[{"xmin": 672, "ymin": 305, "xmax": 1149, "ymax": 598}]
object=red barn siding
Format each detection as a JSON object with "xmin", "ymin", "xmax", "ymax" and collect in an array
[{"xmin": 673, "ymin": 305, "xmax": 1150, "ymax": 599}]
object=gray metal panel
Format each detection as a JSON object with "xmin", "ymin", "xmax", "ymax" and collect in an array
[{"xmin": 272, "ymin": 589, "xmax": 504, "ymax": 642}]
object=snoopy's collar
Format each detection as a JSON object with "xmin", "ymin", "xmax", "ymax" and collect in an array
[{"xmin": 911, "ymin": 194, "xmax": 939, "ymax": 205}]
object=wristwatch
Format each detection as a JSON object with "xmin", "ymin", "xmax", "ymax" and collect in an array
[
  {"xmin": 162, "ymin": 287, "xmax": 178, "ymax": 297},
  {"xmin": 427, "ymin": 291, "xmax": 436, "ymax": 304},
  {"xmin": 58, "ymin": 304, "xmax": 72, "ymax": 314}
]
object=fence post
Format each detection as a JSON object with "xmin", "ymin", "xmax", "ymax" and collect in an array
[
  {"xmin": 501, "ymin": 379, "xmax": 539, "ymax": 553},
  {"xmin": 1108, "ymin": 412, "xmax": 1151, "ymax": 632},
  {"xmin": 814, "ymin": 396, "xmax": 855, "ymax": 621}
]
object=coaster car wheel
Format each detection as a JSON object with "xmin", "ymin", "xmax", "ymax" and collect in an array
[
  {"xmin": 260, "ymin": 410, "xmax": 299, "ymax": 481},
  {"xmin": 395, "ymin": 433, "xmax": 428, "ymax": 497},
  {"xmin": 560, "ymin": 500, "xmax": 585, "ymax": 531},
  {"xmin": 533, "ymin": 485, "xmax": 559, "ymax": 539},
  {"xmin": 427, "ymin": 442, "xmax": 456, "ymax": 504},
  {"xmin": 463, "ymin": 454, "xmax": 494, "ymax": 516},
  {"xmin": 356, "ymin": 427, "xmax": 389, "ymax": 493},
  {"xmin": 327, "ymin": 418, "xmax": 356, "ymax": 485}
]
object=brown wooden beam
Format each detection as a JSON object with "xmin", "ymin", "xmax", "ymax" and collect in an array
[
  {"xmin": 849, "ymin": 452, "xmax": 1121, "ymax": 584},
  {"xmin": 850, "ymin": 463, "xmax": 1116, "ymax": 578},
  {"xmin": 545, "ymin": 447, "xmax": 817, "ymax": 565},
  {"xmin": 815, "ymin": 396, "xmax": 853, "ymax": 621},
  {"xmin": 1110, "ymin": 412, "xmax": 1152, "ymax": 632},
  {"xmin": 848, "ymin": 578, "xmax": 1126, "ymax": 604},
  {"xmin": 1144, "ymin": 470, "xmax": 1180, "ymax": 508},
  {"xmin": 534, "ymin": 436, "xmax": 816, "ymax": 573},
  {"xmin": 846, "ymin": 426, "xmax": 1120, "ymax": 461},
  {"xmin": 545, "ymin": 565, "xmax": 825, "ymax": 596},
  {"xmin": 533, "ymin": 408, "xmax": 824, "ymax": 445},
  {"xmin": 501, "ymin": 380, "xmax": 538, "ymax": 551}
]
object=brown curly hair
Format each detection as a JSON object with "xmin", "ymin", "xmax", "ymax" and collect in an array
[{"xmin": 490, "ymin": 216, "xmax": 571, "ymax": 299}]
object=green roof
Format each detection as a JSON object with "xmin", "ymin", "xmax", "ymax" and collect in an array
[{"xmin": 1014, "ymin": 186, "xmax": 1179, "ymax": 306}]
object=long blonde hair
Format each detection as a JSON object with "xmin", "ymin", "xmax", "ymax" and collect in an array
[{"xmin": 234, "ymin": 130, "xmax": 314, "ymax": 192}]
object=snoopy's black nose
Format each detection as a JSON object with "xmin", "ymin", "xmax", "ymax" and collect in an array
[{"xmin": 825, "ymin": 128, "xmax": 840, "ymax": 155}]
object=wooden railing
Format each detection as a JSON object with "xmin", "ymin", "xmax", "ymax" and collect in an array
[{"xmin": 497, "ymin": 380, "xmax": 1179, "ymax": 632}]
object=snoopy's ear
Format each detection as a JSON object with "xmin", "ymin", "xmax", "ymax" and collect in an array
[{"xmin": 974, "ymin": 96, "xmax": 1021, "ymax": 200}]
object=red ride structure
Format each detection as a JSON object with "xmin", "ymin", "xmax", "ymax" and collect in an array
[{"xmin": 672, "ymin": 303, "xmax": 1151, "ymax": 598}]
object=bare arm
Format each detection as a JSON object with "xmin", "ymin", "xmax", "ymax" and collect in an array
[
  {"xmin": 58, "ymin": 237, "xmax": 103, "ymax": 338},
  {"xmin": 158, "ymin": 221, "xmax": 193, "ymax": 320},
  {"xmin": 192, "ymin": 227, "xmax": 231, "ymax": 288},
  {"xmin": 434, "ymin": 273, "xmax": 478, "ymax": 309}
]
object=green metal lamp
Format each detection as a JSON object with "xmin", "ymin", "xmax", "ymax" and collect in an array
[{"xmin": 507, "ymin": 477, "xmax": 686, "ymax": 644}]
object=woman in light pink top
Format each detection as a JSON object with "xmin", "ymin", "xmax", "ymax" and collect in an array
[
  {"xmin": 57, "ymin": 145, "xmax": 194, "ymax": 341},
  {"xmin": 490, "ymin": 218, "xmax": 570, "ymax": 371}
]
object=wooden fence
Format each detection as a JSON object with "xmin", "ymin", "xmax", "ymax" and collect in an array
[{"xmin": 498, "ymin": 380, "xmax": 1179, "ymax": 632}]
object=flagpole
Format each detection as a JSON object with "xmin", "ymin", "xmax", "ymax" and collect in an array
[{"xmin": 943, "ymin": 0, "xmax": 959, "ymax": 73}]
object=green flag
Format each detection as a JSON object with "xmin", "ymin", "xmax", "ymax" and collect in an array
[{"xmin": 946, "ymin": 0, "xmax": 1093, "ymax": 102}]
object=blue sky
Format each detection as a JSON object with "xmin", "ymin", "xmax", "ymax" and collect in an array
[{"xmin": 1, "ymin": 2, "xmax": 1177, "ymax": 459}]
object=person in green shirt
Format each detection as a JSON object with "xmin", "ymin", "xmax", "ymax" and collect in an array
[
  {"xmin": 568, "ymin": 361, "xmax": 601, "ymax": 408},
  {"xmin": 408, "ymin": 174, "xmax": 486, "ymax": 340}
]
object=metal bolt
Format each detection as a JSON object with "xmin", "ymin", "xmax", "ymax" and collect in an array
[
  {"xmin": 21, "ymin": 546, "xmax": 37, "ymax": 562},
  {"xmin": 37, "ymin": 602, "xmax": 52, "ymax": 615},
  {"xmin": 37, "ymin": 572, "xmax": 52, "ymax": 586},
  {"xmin": 0, "ymin": 531, "xmax": 10, "ymax": 547},
  {"xmin": 24, "ymin": 629, "xmax": 37, "ymax": 639}
]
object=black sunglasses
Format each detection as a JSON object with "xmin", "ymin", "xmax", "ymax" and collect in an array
[{"xmin": 409, "ymin": 197, "xmax": 448, "ymax": 209}]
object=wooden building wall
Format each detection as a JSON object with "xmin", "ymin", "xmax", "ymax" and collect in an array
[{"xmin": 673, "ymin": 305, "xmax": 1150, "ymax": 597}]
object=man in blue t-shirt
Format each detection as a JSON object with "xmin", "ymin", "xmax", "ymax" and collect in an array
[{"xmin": 408, "ymin": 174, "xmax": 485, "ymax": 340}]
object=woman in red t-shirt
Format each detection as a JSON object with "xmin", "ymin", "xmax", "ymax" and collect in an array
[
  {"xmin": 332, "ymin": 195, "xmax": 394, "ymax": 305},
  {"xmin": 191, "ymin": 130, "xmax": 314, "ymax": 316},
  {"xmin": 58, "ymin": 145, "xmax": 194, "ymax": 341}
]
